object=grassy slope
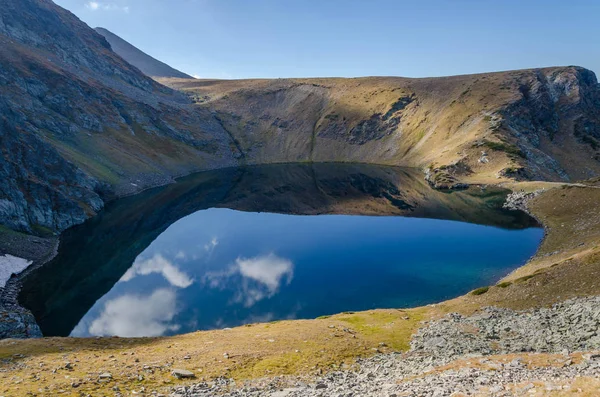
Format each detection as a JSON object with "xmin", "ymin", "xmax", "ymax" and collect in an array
[
  {"xmin": 161, "ymin": 75, "xmax": 518, "ymax": 181},
  {"xmin": 3, "ymin": 182, "xmax": 600, "ymax": 395},
  {"xmin": 160, "ymin": 67, "xmax": 600, "ymax": 185}
]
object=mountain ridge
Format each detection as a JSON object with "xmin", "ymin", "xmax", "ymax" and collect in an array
[
  {"xmin": 94, "ymin": 27, "xmax": 193, "ymax": 79},
  {"xmin": 162, "ymin": 65, "xmax": 600, "ymax": 185},
  {"xmin": 0, "ymin": 0, "xmax": 600, "ymax": 235}
]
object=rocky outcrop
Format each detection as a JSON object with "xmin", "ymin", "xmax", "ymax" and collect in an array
[
  {"xmin": 318, "ymin": 94, "xmax": 416, "ymax": 145},
  {"xmin": 0, "ymin": 306, "xmax": 41, "ymax": 338},
  {"xmin": 0, "ymin": 116, "xmax": 105, "ymax": 232},
  {"xmin": 503, "ymin": 190, "xmax": 542, "ymax": 212},
  {"xmin": 499, "ymin": 67, "xmax": 600, "ymax": 181}
]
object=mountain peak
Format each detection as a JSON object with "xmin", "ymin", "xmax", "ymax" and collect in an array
[{"xmin": 95, "ymin": 27, "xmax": 192, "ymax": 79}]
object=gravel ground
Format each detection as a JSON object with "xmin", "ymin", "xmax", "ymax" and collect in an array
[{"xmin": 171, "ymin": 296, "xmax": 600, "ymax": 396}]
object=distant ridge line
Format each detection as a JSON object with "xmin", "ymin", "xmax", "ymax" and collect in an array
[{"xmin": 95, "ymin": 27, "xmax": 193, "ymax": 79}]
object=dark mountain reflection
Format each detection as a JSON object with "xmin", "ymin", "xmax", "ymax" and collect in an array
[{"xmin": 19, "ymin": 163, "xmax": 539, "ymax": 337}]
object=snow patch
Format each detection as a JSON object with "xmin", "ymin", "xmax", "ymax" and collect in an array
[{"xmin": 0, "ymin": 255, "xmax": 32, "ymax": 288}]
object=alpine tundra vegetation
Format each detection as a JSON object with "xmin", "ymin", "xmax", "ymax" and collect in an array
[{"xmin": 2, "ymin": 0, "xmax": 600, "ymax": 396}]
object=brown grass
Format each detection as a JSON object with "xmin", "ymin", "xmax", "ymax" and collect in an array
[{"xmin": 0, "ymin": 308, "xmax": 428, "ymax": 396}]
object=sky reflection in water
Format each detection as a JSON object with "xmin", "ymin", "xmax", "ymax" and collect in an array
[{"xmin": 71, "ymin": 208, "xmax": 543, "ymax": 337}]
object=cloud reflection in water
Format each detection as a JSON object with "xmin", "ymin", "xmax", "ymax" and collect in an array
[
  {"xmin": 205, "ymin": 253, "xmax": 294, "ymax": 307},
  {"xmin": 86, "ymin": 288, "xmax": 180, "ymax": 337},
  {"xmin": 120, "ymin": 254, "xmax": 193, "ymax": 288}
]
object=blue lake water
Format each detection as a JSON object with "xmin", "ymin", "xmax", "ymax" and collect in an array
[{"xmin": 18, "ymin": 164, "xmax": 544, "ymax": 337}]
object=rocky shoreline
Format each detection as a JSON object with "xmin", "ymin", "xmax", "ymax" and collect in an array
[
  {"xmin": 172, "ymin": 296, "xmax": 600, "ymax": 396},
  {"xmin": 0, "ymin": 230, "xmax": 57, "ymax": 338},
  {"xmin": 502, "ymin": 190, "xmax": 543, "ymax": 213}
]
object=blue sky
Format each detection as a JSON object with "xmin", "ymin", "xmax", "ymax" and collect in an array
[{"xmin": 54, "ymin": 0, "xmax": 600, "ymax": 79}]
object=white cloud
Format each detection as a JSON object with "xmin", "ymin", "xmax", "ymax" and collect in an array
[
  {"xmin": 204, "ymin": 237, "xmax": 219, "ymax": 252},
  {"xmin": 0, "ymin": 254, "xmax": 32, "ymax": 288},
  {"xmin": 86, "ymin": 1, "xmax": 130, "ymax": 13},
  {"xmin": 205, "ymin": 253, "xmax": 294, "ymax": 307},
  {"xmin": 120, "ymin": 254, "xmax": 193, "ymax": 288},
  {"xmin": 88, "ymin": 288, "xmax": 180, "ymax": 337},
  {"xmin": 237, "ymin": 254, "xmax": 293, "ymax": 292}
]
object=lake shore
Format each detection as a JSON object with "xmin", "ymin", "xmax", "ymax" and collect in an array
[
  {"xmin": 2, "ymin": 181, "xmax": 600, "ymax": 395},
  {"xmin": 0, "ymin": 229, "xmax": 58, "ymax": 338}
]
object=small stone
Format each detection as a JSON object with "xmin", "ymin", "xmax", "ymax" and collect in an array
[
  {"xmin": 582, "ymin": 353, "xmax": 600, "ymax": 361},
  {"xmin": 171, "ymin": 369, "xmax": 195, "ymax": 379},
  {"xmin": 509, "ymin": 358, "xmax": 522, "ymax": 367},
  {"xmin": 522, "ymin": 383, "xmax": 534, "ymax": 392},
  {"xmin": 98, "ymin": 373, "xmax": 112, "ymax": 380},
  {"xmin": 315, "ymin": 383, "xmax": 328, "ymax": 390}
]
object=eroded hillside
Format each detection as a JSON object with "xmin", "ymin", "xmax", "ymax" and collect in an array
[{"xmin": 162, "ymin": 68, "xmax": 600, "ymax": 187}]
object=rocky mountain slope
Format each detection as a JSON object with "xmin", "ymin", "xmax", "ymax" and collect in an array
[
  {"xmin": 162, "ymin": 67, "xmax": 600, "ymax": 187},
  {"xmin": 0, "ymin": 0, "xmax": 235, "ymax": 234},
  {"xmin": 1, "ymin": 0, "xmax": 600, "ymax": 237},
  {"xmin": 95, "ymin": 27, "xmax": 192, "ymax": 79}
]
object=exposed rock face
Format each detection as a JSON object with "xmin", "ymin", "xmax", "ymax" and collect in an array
[
  {"xmin": 0, "ymin": 0, "xmax": 235, "ymax": 233},
  {"xmin": 95, "ymin": 27, "xmax": 193, "ymax": 79},
  {"xmin": 0, "ymin": 117, "xmax": 104, "ymax": 232},
  {"xmin": 500, "ymin": 67, "xmax": 600, "ymax": 181},
  {"xmin": 319, "ymin": 94, "xmax": 416, "ymax": 145},
  {"xmin": 0, "ymin": 306, "xmax": 41, "ymax": 338}
]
